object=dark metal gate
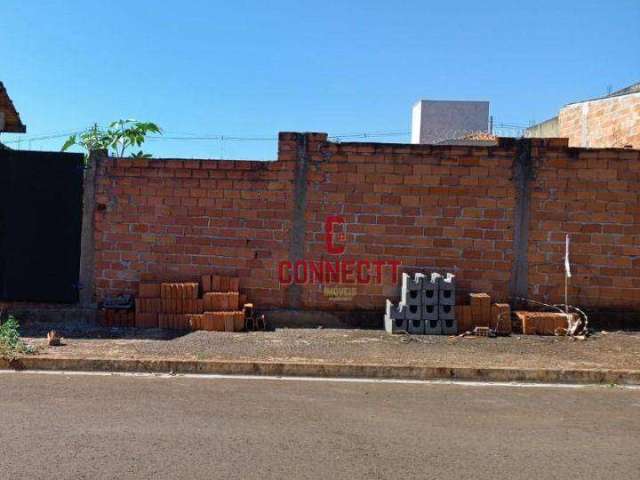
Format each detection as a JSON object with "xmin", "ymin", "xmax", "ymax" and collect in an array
[{"xmin": 0, "ymin": 149, "xmax": 84, "ymax": 303}]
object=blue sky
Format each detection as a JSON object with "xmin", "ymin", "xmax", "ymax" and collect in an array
[{"xmin": 1, "ymin": 0, "xmax": 639, "ymax": 159}]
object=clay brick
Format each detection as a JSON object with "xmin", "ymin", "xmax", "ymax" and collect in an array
[
  {"xmin": 490, "ymin": 303, "xmax": 511, "ymax": 335},
  {"xmin": 455, "ymin": 305, "xmax": 473, "ymax": 333},
  {"xmin": 135, "ymin": 312, "xmax": 158, "ymax": 328},
  {"xmin": 138, "ymin": 283, "xmax": 161, "ymax": 298},
  {"xmin": 203, "ymin": 292, "xmax": 239, "ymax": 311},
  {"xmin": 469, "ymin": 293, "xmax": 491, "ymax": 327},
  {"xmin": 185, "ymin": 282, "xmax": 199, "ymax": 298},
  {"xmin": 180, "ymin": 298, "xmax": 199, "ymax": 314},
  {"xmin": 226, "ymin": 292, "xmax": 239, "ymax": 310},
  {"xmin": 234, "ymin": 311, "xmax": 245, "ymax": 332},
  {"xmin": 203, "ymin": 292, "xmax": 217, "ymax": 311},
  {"xmin": 514, "ymin": 311, "xmax": 575, "ymax": 335},
  {"xmin": 194, "ymin": 299, "xmax": 204, "ymax": 313},
  {"xmin": 158, "ymin": 314, "xmax": 168, "ymax": 329},
  {"xmin": 203, "ymin": 312, "xmax": 226, "ymax": 332},
  {"xmin": 148, "ymin": 298, "xmax": 161, "ymax": 314},
  {"xmin": 161, "ymin": 283, "xmax": 176, "ymax": 299},
  {"xmin": 224, "ymin": 313, "xmax": 235, "ymax": 332},
  {"xmin": 165, "ymin": 297, "xmax": 173, "ymax": 314},
  {"xmin": 229, "ymin": 277, "xmax": 240, "ymax": 292},
  {"xmin": 174, "ymin": 314, "xmax": 190, "ymax": 330},
  {"xmin": 188, "ymin": 314, "xmax": 204, "ymax": 330},
  {"xmin": 201, "ymin": 274, "xmax": 212, "ymax": 293}
]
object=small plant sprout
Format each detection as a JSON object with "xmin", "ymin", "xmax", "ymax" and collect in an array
[{"xmin": 0, "ymin": 315, "xmax": 35, "ymax": 358}]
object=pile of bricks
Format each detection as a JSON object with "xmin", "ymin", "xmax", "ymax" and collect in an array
[
  {"xmin": 455, "ymin": 293, "xmax": 512, "ymax": 335},
  {"xmin": 385, "ymin": 273, "xmax": 457, "ymax": 335},
  {"xmin": 130, "ymin": 274, "xmax": 249, "ymax": 332},
  {"xmin": 514, "ymin": 311, "xmax": 575, "ymax": 335}
]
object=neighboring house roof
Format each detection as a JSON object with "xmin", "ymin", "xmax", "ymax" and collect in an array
[
  {"xmin": 566, "ymin": 81, "xmax": 640, "ymax": 106},
  {"xmin": 460, "ymin": 131, "xmax": 498, "ymax": 141},
  {"xmin": 435, "ymin": 130, "xmax": 498, "ymax": 146},
  {"xmin": 0, "ymin": 81, "xmax": 26, "ymax": 133},
  {"xmin": 525, "ymin": 81, "xmax": 640, "ymax": 136}
]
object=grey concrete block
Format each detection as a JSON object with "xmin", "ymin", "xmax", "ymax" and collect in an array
[
  {"xmin": 438, "ymin": 272, "xmax": 455, "ymax": 305},
  {"xmin": 401, "ymin": 272, "xmax": 424, "ymax": 306},
  {"xmin": 422, "ymin": 304, "xmax": 438, "ymax": 321},
  {"xmin": 439, "ymin": 303, "xmax": 455, "ymax": 319},
  {"xmin": 423, "ymin": 296, "xmax": 441, "ymax": 334},
  {"xmin": 439, "ymin": 303, "xmax": 457, "ymax": 335},
  {"xmin": 384, "ymin": 300, "xmax": 407, "ymax": 334},
  {"xmin": 407, "ymin": 318, "xmax": 425, "ymax": 334},
  {"xmin": 424, "ymin": 317, "xmax": 441, "ymax": 335},
  {"xmin": 405, "ymin": 303, "xmax": 421, "ymax": 320},
  {"xmin": 421, "ymin": 272, "xmax": 440, "ymax": 305}
]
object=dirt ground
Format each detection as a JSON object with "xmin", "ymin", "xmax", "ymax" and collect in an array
[{"xmin": 16, "ymin": 320, "xmax": 640, "ymax": 371}]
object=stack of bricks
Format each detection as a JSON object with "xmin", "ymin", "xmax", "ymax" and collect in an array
[
  {"xmin": 200, "ymin": 274, "xmax": 245, "ymax": 332},
  {"xmin": 455, "ymin": 293, "xmax": 512, "ymax": 335},
  {"xmin": 158, "ymin": 282, "xmax": 202, "ymax": 330},
  {"xmin": 134, "ymin": 281, "xmax": 203, "ymax": 329},
  {"xmin": 134, "ymin": 274, "xmax": 247, "ymax": 332},
  {"xmin": 384, "ymin": 272, "xmax": 457, "ymax": 335}
]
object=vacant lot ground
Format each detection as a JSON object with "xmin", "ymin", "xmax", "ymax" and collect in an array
[{"xmin": 17, "ymin": 320, "xmax": 640, "ymax": 371}]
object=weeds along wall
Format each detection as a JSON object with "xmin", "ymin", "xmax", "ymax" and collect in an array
[{"xmin": 94, "ymin": 132, "xmax": 640, "ymax": 321}]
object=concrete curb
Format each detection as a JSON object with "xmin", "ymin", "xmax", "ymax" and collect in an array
[{"xmin": 2, "ymin": 356, "xmax": 640, "ymax": 385}]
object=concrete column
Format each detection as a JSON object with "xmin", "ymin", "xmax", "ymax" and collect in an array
[
  {"xmin": 286, "ymin": 134, "xmax": 310, "ymax": 309},
  {"xmin": 78, "ymin": 150, "xmax": 102, "ymax": 308},
  {"xmin": 509, "ymin": 139, "xmax": 535, "ymax": 303}
]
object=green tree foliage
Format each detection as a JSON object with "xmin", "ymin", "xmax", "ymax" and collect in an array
[{"xmin": 62, "ymin": 120, "xmax": 161, "ymax": 161}]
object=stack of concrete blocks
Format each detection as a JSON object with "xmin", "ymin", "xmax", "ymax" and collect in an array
[
  {"xmin": 438, "ymin": 273, "xmax": 456, "ymax": 334},
  {"xmin": 384, "ymin": 272, "xmax": 457, "ymax": 335},
  {"xmin": 423, "ymin": 273, "xmax": 440, "ymax": 334}
]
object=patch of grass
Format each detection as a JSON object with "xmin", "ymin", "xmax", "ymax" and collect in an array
[{"xmin": 0, "ymin": 316, "xmax": 36, "ymax": 359}]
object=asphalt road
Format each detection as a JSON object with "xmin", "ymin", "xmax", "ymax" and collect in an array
[{"xmin": 1, "ymin": 373, "xmax": 639, "ymax": 480}]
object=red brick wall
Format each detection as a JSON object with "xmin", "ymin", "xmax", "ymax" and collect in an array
[
  {"xmin": 559, "ymin": 93, "xmax": 640, "ymax": 149},
  {"xmin": 94, "ymin": 133, "xmax": 640, "ymax": 318},
  {"xmin": 528, "ymin": 146, "xmax": 640, "ymax": 310},
  {"xmin": 94, "ymin": 154, "xmax": 295, "ymax": 308},
  {"xmin": 299, "ymin": 138, "xmax": 517, "ymax": 309}
]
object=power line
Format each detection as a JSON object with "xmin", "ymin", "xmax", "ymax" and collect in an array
[
  {"xmin": 2, "ymin": 129, "xmax": 413, "ymax": 144},
  {"xmin": 147, "ymin": 134, "xmax": 277, "ymax": 142},
  {"xmin": 1, "ymin": 120, "xmax": 528, "ymax": 147},
  {"xmin": 1, "ymin": 130, "xmax": 83, "ymax": 144}
]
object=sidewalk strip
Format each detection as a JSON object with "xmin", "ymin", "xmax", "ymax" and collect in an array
[{"xmin": 1, "ymin": 356, "xmax": 639, "ymax": 386}]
